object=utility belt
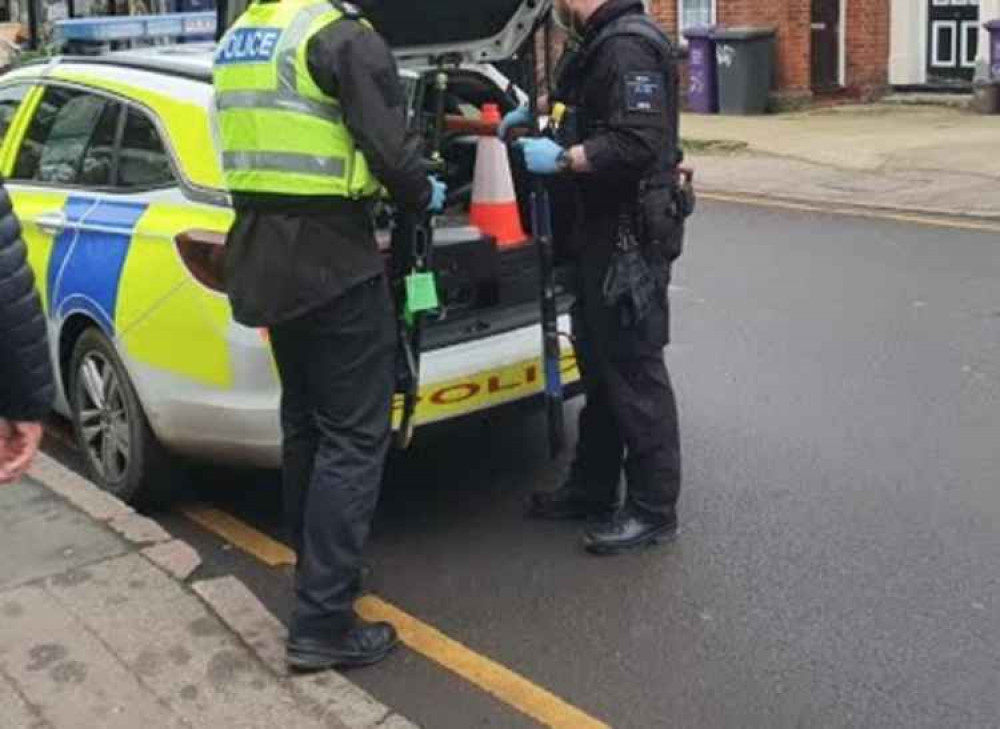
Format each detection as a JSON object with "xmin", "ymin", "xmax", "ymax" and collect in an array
[
  {"xmin": 602, "ymin": 167, "xmax": 695, "ymax": 329},
  {"xmin": 635, "ymin": 166, "xmax": 695, "ymax": 264}
]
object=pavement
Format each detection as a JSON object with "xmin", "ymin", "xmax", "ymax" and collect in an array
[
  {"xmin": 0, "ymin": 454, "xmax": 417, "ymax": 729},
  {"xmin": 682, "ymin": 102, "xmax": 1000, "ymax": 219}
]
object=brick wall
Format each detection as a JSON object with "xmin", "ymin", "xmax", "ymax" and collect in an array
[
  {"xmin": 649, "ymin": 0, "xmax": 890, "ymax": 101},
  {"xmin": 722, "ymin": 0, "xmax": 812, "ymax": 93},
  {"xmin": 844, "ymin": 0, "xmax": 890, "ymax": 98},
  {"xmin": 650, "ymin": 0, "xmax": 811, "ymax": 102},
  {"xmin": 648, "ymin": 0, "xmax": 677, "ymax": 30}
]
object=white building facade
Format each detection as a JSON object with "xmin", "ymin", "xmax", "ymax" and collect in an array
[{"xmin": 891, "ymin": 0, "xmax": 1000, "ymax": 86}]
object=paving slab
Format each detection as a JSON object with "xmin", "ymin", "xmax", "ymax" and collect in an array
[
  {"xmin": 27, "ymin": 454, "xmax": 132, "ymax": 522},
  {"xmin": 11, "ymin": 454, "xmax": 419, "ymax": 729},
  {"xmin": 194, "ymin": 576, "xmax": 419, "ymax": 729},
  {"xmin": 0, "ymin": 480, "xmax": 128, "ymax": 591},
  {"xmin": 45, "ymin": 554, "xmax": 337, "ymax": 729},
  {"xmin": 142, "ymin": 540, "xmax": 203, "ymax": 581},
  {"xmin": 0, "ymin": 583, "xmax": 188, "ymax": 729},
  {"xmin": 0, "ymin": 670, "xmax": 50, "ymax": 729}
]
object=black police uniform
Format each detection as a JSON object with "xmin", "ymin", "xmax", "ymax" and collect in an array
[
  {"xmin": 532, "ymin": 0, "xmax": 684, "ymax": 546},
  {"xmin": 222, "ymin": 4, "xmax": 430, "ymax": 657}
]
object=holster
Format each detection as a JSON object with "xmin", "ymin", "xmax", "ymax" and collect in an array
[{"xmin": 638, "ymin": 168, "xmax": 695, "ymax": 264}]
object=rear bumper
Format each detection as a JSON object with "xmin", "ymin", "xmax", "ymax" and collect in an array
[{"xmin": 134, "ymin": 316, "xmax": 578, "ymax": 469}]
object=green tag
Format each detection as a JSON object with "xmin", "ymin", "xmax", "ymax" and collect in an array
[{"xmin": 405, "ymin": 272, "xmax": 439, "ymax": 320}]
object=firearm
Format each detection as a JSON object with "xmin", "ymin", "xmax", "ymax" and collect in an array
[
  {"xmin": 526, "ymin": 23, "xmax": 566, "ymax": 459},
  {"xmin": 393, "ymin": 67, "xmax": 448, "ymax": 450}
]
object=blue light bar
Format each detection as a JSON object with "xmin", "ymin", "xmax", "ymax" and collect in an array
[{"xmin": 54, "ymin": 12, "xmax": 217, "ymax": 44}]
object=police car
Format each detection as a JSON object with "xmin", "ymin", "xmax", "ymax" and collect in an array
[{"xmin": 3, "ymin": 0, "xmax": 575, "ymax": 505}]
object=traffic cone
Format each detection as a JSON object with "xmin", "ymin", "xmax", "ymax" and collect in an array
[{"xmin": 469, "ymin": 104, "xmax": 527, "ymax": 248}]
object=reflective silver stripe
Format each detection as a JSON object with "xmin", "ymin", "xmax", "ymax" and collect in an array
[
  {"xmin": 223, "ymin": 151, "xmax": 346, "ymax": 178},
  {"xmin": 216, "ymin": 90, "xmax": 342, "ymax": 123},
  {"xmin": 276, "ymin": 2, "xmax": 336, "ymax": 92}
]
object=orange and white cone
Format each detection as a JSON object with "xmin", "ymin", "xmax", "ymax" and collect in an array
[{"xmin": 469, "ymin": 104, "xmax": 527, "ymax": 248}]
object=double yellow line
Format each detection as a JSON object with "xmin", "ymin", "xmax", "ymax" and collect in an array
[{"xmin": 181, "ymin": 506, "xmax": 609, "ymax": 729}]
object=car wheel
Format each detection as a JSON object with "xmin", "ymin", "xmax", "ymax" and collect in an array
[{"xmin": 69, "ymin": 328, "xmax": 171, "ymax": 508}]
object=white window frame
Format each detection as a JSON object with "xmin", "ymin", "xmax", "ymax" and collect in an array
[
  {"xmin": 676, "ymin": 0, "xmax": 717, "ymax": 42},
  {"xmin": 960, "ymin": 20, "xmax": 979, "ymax": 67},
  {"xmin": 931, "ymin": 20, "xmax": 958, "ymax": 67}
]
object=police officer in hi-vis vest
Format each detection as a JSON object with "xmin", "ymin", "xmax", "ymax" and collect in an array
[{"xmin": 214, "ymin": 0, "xmax": 445, "ymax": 671}]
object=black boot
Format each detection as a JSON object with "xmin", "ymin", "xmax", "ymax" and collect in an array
[
  {"xmin": 527, "ymin": 482, "xmax": 616, "ymax": 521},
  {"xmin": 583, "ymin": 507, "xmax": 678, "ymax": 556},
  {"xmin": 287, "ymin": 621, "xmax": 399, "ymax": 672}
]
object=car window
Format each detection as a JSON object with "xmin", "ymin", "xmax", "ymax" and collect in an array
[
  {"xmin": 78, "ymin": 102, "xmax": 121, "ymax": 187},
  {"xmin": 0, "ymin": 85, "xmax": 29, "ymax": 149},
  {"xmin": 12, "ymin": 87, "xmax": 121, "ymax": 186},
  {"xmin": 117, "ymin": 109, "xmax": 174, "ymax": 189}
]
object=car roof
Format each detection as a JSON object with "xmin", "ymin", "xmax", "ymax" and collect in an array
[
  {"xmin": 6, "ymin": 45, "xmax": 215, "ymax": 85},
  {"xmin": 110, "ymin": 43, "xmax": 215, "ymax": 80}
]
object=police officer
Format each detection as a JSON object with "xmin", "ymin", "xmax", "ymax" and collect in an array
[
  {"xmin": 214, "ymin": 0, "xmax": 445, "ymax": 671},
  {"xmin": 503, "ymin": 0, "xmax": 685, "ymax": 555}
]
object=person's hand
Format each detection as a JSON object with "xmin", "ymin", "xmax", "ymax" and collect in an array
[
  {"xmin": 497, "ymin": 106, "xmax": 532, "ymax": 141},
  {"xmin": 515, "ymin": 138, "xmax": 566, "ymax": 175},
  {"xmin": 427, "ymin": 176, "xmax": 447, "ymax": 213},
  {"xmin": 0, "ymin": 420, "xmax": 44, "ymax": 485}
]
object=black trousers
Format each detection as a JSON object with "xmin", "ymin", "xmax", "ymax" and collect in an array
[
  {"xmin": 568, "ymin": 258, "xmax": 682, "ymax": 518},
  {"xmin": 269, "ymin": 276, "xmax": 395, "ymax": 639}
]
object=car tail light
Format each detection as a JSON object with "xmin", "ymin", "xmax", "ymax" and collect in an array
[{"xmin": 176, "ymin": 230, "xmax": 227, "ymax": 293}]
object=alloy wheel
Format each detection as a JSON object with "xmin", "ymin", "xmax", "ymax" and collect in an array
[{"xmin": 75, "ymin": 351, "xmax": 131, "ymax": 483}]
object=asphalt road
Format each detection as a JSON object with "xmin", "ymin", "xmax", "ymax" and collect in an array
[{"xmin": 62, "ymin": 200, "xmax": 1000, "ymax": 728}]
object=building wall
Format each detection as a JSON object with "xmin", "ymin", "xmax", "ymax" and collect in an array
[
  {"xmin": 719, "ymin": 0, "xmax": 812, "ymax": 94},
  {"xmin": 844, "ymin": 0, "xmax": 890, "ymax": 97},
  {"xmin": 888, "ymin": 0, "xmax": 923, "ymax": 85},
  {"xmin": 649, "ymin": 0, "xmax": 890, "ymax": 100},
  {"xmin": 889, "ymin": 0, "xmax": 998, "ymax": 87}
]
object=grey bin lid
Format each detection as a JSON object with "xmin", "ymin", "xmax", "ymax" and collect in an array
[
  {"xmin": 985, "ymin": 19, "xmax": 1000, "ymax": 31},
  {"xmin": 710, "ymin": 26, "xmax": 777, "ymax": 41},
  {"xmin": 683, "ymin": 25, "xmax": 718, "ymax": 40}
]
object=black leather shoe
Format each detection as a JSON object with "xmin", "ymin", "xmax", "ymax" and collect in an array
[
  {"xmin": 583, "ymin": 509, "xmax": 678, "ymax": 556},
  {"xmin": 287, "ymin": 621, "xmax": 399, "ymax": 672},
  {"xmin": 527, "ymin": 484, "xmax": 616, "ymax": 521}
]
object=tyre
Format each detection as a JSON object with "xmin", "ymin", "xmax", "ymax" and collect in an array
[{"xmin": 68, "ymin": 328, "xmax": 172, "ymax": 508}]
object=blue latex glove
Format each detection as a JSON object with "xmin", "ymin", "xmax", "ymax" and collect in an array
[
  {"xmin": 427, "ymin": 176, "xmax": 447, "ymax": 213},
  {"xmin": 497, "ymin": 106, "xmax": 532, "ymax": 140},
  {"xmin": 515, "ymin": 138, "xmax": 566, "ymax": 176}
]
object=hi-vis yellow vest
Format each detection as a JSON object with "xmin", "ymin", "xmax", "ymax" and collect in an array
[{"xmin": 213, "ymin": 0, "xmax": 379, "ymax": 198}]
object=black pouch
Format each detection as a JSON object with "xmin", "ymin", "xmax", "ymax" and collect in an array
[
  {"xmin": 603, "ymin": 214, "xmax": 659, "ymax": 328},
  {"xmin": 675, "ymin": 167, "xmax": 697, "ymax": 219},
  {"xmin": 639, "ymin": 183, "xmax": 683, "ymax": 263},
  {"xmin": 638, "ymin": 168, "xmax": 695, "ymax": 264}
]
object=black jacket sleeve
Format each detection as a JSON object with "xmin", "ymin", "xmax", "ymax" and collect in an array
[
  {"xmin": 0, "ymin": 183, "xmax": 54, "ymax": 421},
  {"xmin": 307, "ymin": 19, "xmax": 431, "ymax": 213},
  {"xmin": 581, "ymin": 36, "xmax": 675, "ymax": 181}
]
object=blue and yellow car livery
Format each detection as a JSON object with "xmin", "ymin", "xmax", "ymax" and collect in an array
[{"xmin": 0, "ymin": 49, "xmax": 578, "ymax": 501}]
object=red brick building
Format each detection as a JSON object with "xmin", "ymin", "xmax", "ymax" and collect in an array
[{"xmin": 649, "ymin": 0, "xmax": 891, "ymax": 105}]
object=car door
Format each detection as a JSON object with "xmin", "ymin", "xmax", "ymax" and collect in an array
[
  {"xmin": 110, "ymin": 104, "xmax": 235, "ymax": 391},
  {"xmin": 5, "ymin": 85, "xmax": 124, "ymax": 333},
  {"xmin": 1, "ymin": 84, "xmax": 72, "ymax": 321}
]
